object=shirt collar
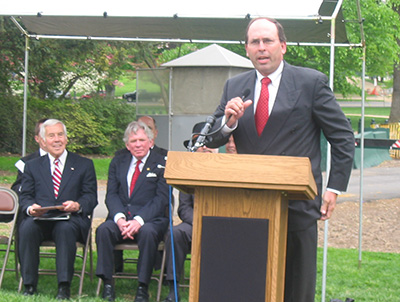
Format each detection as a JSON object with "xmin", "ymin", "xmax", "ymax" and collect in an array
[
  {"xmin": 256, "ymin": 60, "xmax": 284, "ymax": 86},
  {"xmin": 39, "ymin": 148, "xmax": 47, "ymax": 156},
  {"xmin": 48, "ymin": 150, "xmax": 68, "ymax": 165},
  {"xmin": 132, "ymin": 150, "xmax": 150, "ymax": 165}
]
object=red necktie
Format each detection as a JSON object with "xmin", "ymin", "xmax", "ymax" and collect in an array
[
  {"xmin": 255, "ymin": 77, "xmax": 271, "ymax": 136},
  {"xmin": 129, "ymin": 160, "xmax": 142, "ymax": 197},
  {"xmin": 52, "ymin": 159, "xmax": 62, "ymax": 198}
]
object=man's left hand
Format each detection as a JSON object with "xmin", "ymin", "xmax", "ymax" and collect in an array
[
  {"xmin": 320, "ymin": 191, "xmax": 337, "ymax": 221},
  {"xmin": 121, "ymin": 219, "xmax": 141, "ymax": 240},
  {"xmin": 62, "ymin": 200, "xmax": 80, "ymax": 213}
]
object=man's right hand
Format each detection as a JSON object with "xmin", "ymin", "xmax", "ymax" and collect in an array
[
  {"xmin": 117, "ymin": 217, "xmax": 128, "ymax": 233},
  {"xmin": 224, "ymin": 97, "xmax": 253, "ymax": 127},
  {"xmin": 29, "ymin": 204, "xmax": 45, "ymax": 217}
]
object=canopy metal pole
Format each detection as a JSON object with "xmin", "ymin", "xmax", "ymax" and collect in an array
[
  {"xmin": 22, "ymin": 36, "xmax": 29, "ymax": 157},
  {"xmin": 355, "ymin": 0, "xmax": 366, "ymax": 269},
  {"xmin": 321, "ymin": 0, "xmax": 341, "ymax": 299},
  {"xmin": 168, "ymin": 67, "xmax": 173, "ymax": 151},
  {"xmin": 358, "ymin": 42, "xmax": 366, "ymax": 269}
]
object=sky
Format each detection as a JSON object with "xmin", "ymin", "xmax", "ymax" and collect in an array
[{"xmin": 1, "ymin": 0, "xmax": 324, "ymax": 18}]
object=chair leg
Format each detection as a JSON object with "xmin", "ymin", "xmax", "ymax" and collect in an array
[
  {"xmin": 78, "ymin": 244, "xmax": 88, "ymax": 296},
  {"xmin": 96, "ymin": 278, "xmax": 103, "ymax": 297},
  {"xmin": 89, "ymin": 240, "xmax": 93, "ymax": 281},
  {"xmin": 0, "ymin": 235, "xmax": 14, "ymax": 288},
  {"xmin": 18, "ymin": 276, "xmax": 23, "ymax": 292},
  {"xmin": 156, "ymin": 247, "xmax": 167, "ymax": 302}
]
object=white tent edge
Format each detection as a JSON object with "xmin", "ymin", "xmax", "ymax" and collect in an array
[{"xmin": 4, "ymin": 1, "xmax": 367, "ymax": 301}]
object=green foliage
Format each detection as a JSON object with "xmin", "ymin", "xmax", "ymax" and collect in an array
[
  {"xmin": 0, "ymin": 156, "xmax": 111, "ymax": 184},
  {"xmin": 0, "ymin": 95, "xmax": 24, "ymax": 153},
  {"xmin": 158, "ymin": 43, "xmax": 200, "ymax": 65},
  {"xmin": 0, "ymin": 95, "xmax": 136, "ymax": 155},
  {"xmin": 344, "ymin": 0, "xmax": 400, "ymax": 75}
]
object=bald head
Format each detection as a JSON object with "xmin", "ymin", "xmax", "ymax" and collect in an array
[{"xmin": 138, "ymin": 116, "xmax": 158, "ymax": 139}]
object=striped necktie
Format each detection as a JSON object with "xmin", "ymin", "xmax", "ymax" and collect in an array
[{"xmin": 52, "ymin": 159, "xmax": 62, "ymax": 198}]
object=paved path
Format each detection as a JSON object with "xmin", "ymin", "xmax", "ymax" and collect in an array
[{"xmin": 335, "ymin": 164, "xmax": 400, "ymax": 203}]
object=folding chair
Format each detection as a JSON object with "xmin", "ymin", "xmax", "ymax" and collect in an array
[
  {"xmin": 18, "ymin": 213, "xmax": 94, "ymax": 296},
  {"xmin": 96, "ymin": 240, "xmax": 165, "ymax": 298},
  {"xmin": 156, "ymin": 243, "xmax": 191, "ymax": 301},
  {"xmin": 0, "ymin": 187, "xmax": 19, "ymax": 288}
]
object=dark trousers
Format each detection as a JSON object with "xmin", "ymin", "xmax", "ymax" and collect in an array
[
  {"xmin": 284, "ymin": 222, "xmax": 318, "ymax": 302},
  {"xmin": 18, "ymin": 217, "xmax": 80, "ymax": 287},
  {"xmin": 164, "ymin": 222, "xmax": 192, "ymax": 282},
  {"xmin": 96, "ymin": 218, "xmax": 168, "ymax": 285}
]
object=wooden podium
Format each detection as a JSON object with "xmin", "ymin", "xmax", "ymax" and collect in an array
[{"xmin": 165, "ymin": 151, "xmax": 317, "ymax": 302}]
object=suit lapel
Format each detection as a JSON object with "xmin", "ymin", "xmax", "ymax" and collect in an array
[
  {"xmin": 258, "ymin": 63, "xmax": 302, "ymax": 153},
  {"xmin": 121, "ymin": 153, "xmax": 132, "ymax": 198},
  {"xmin": 58, "ymin": 152, "xmax": 75, "ymax": 198},
  {"xmin": 130, "ymin": 150, "xmax": 158, "ymax": 198},
  {"xmin": 239, "ymin": 71, "xmax": 260, "ymax": 145},
  {"xmin": 39, "ymin": 155, "xmax": 55, "ymax": 197}
]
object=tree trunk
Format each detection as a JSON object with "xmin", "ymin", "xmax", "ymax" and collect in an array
[
  {"xmin": 105, "ymin": 84, "xmax": 115, "ymax": 99},
  {"xmin": 390, "ymin": 62, "xmax": 400, "ymax": 123},
  {"xmin": 390, "ymin": 5, "xmax": 400, "ymax": 123}
]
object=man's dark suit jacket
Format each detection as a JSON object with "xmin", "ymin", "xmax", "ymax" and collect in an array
[
  {"xmin": 210, "ymin": 61, "xmax": 355, "ymax": 231},
  {"xmin": 11, "ymin": 150, "xmax": 41, "ymax": 195},
  {"xmin": 19, "ymin": 152, "xmax": 98, "ymax": 240},
  {"xmin": 178, "ymin": 192, "xmax": 193, "ymax": 225},
  {"xmin": 105, "ymin": 148, "xmax": 169, "ymax": 223}
]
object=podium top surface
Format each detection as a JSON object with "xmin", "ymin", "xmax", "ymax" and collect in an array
[{"xmin": 165, "ymin": 151, "xmax": 317, "ymax": 200}]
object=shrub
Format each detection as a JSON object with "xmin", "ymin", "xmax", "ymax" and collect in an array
[{"xmin": 0, "ymin": 95, "xmax": 136, "ymax": 155}]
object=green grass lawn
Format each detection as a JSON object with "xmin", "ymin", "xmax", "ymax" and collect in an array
[
  {"xmin": 115, "ymin": 75, "xmax": 136, "ymax": 97},
  {"xmin": 341, "ymin": 107, "xmax": 390, "ymax": 132},
  {"xmin": 0, "ymin": 246, "xmax": 398, "ymax": 301}
]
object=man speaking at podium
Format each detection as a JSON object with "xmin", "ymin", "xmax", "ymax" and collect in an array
[{"xmin": 208, "ymin": 18, "xmax": 355, "ymax": 302}]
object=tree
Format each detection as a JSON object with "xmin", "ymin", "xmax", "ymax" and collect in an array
[{"xmin": 391, "ymin": 0, "xmax": 400, "ymax": 122}]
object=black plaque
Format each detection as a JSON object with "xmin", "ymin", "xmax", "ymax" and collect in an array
[{"xmin": 199, "ymin": 216, "xmax": 269, "ymax": 302}]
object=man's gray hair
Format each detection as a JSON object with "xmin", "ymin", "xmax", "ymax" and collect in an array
[
  {"xmin": 39, "ymin": 119, "xmax": 67, "ymax": 140},
  {"xmin": 123, "ymin": 121, "xmax": 154, "ymax": 143}
]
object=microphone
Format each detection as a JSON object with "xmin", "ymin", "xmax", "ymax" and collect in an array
[
  {"xmin": 190, "ymin": 115, "xmax": 216, "ymax": 152},
  {"xmin": 188, "ymin": 89, "xmax": 250, "ymax": 152},
  {"xmin": 225, "ymin": 88, "xmax": 251, "ymax": 125},
  {"xmin": 241, "ymin": 88, "xmax": 251, "ymax": 100}
]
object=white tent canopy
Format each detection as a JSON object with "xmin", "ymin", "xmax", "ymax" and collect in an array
[{"xmin": 1, "ymin": 0, "xmax": 357, "ymax": 46}]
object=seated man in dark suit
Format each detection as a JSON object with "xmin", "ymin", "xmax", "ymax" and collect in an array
[
  {"xmin": 18, "ymin": 119, "xmax": 98, "ymax": 299},
  {"xmin": 113, "ymin": 116, "xmax": 169, "ymax": 273},
  {"xmin": 96, "ymin": 121, "xmax": 169, "ymax": 302}
]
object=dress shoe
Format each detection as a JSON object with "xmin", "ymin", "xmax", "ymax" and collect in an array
[
  {"xmin": 102, "ymin": 284, "xmax": 115, "ymax": 301},
  {"xmin": 23, "ymin": 284, "xmax": 36, "ymax": 296},
  {"xmin": 162, "ymin": 297, "xmax": 180, "ymax": 302},
  {"xmin": 162, "ymin": 291, "xmax": 180, "ymax": 302},
  {"xmin": 134, "ymin": 285, "xmax": 149, "ymax": 302},
  {"xmin": 56, "ymin": 283, "xmax": 70, "ymax": 300}
]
